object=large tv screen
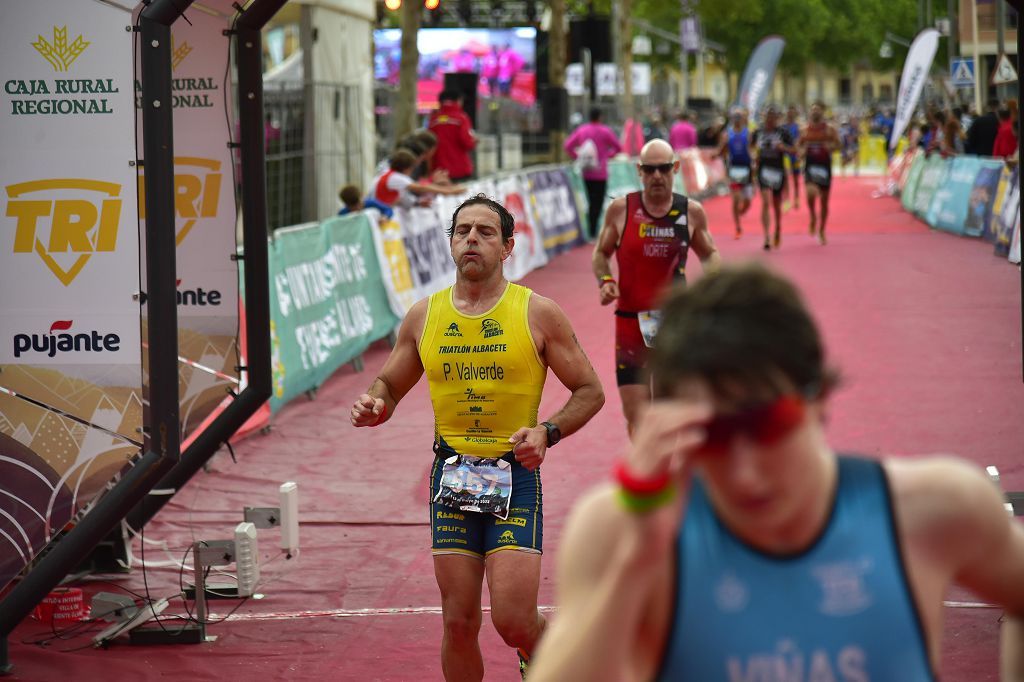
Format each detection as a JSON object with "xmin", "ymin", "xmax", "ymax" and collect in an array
[{"xmin": 374, "ymin": 27, "xmax": 537, "ymax": 110}]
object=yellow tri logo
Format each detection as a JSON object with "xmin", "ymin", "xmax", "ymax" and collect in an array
[
  {"xmin": 6, "ymin": 179, "xmax": 122, "ymax": 286},
  {"xmin": 137, "ymin": 157, "xmax": 223, "ymax": 246},
  {"xmin": 32, "ymin": 26, "xmax": 89, "ymax": 72}
]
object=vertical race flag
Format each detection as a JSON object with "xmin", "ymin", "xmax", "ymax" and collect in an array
[
  {"xmin": 890, "ymin": 28, "xmax": 940, "ymax": 150},
  {"xmin": 0, "ymin": 0, "xmax": 142, "ymax": 591},
  {"xmin": 134, "ymin": 5, "xmax": 240, "ymax": 439},
  {"xmin": 734, "ymin": 36, "xmax": 785, "ymax": 115}
]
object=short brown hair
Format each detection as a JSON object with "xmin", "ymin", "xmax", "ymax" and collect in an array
[
  {"xmin": 414, "ymin": 129, "xmax": 438, "ymax": 150},
  {"xmin": 388, "ymin": 149, "xmax": 418, "ymax": 173},
  {"xmin": 339, "ymin": 184, "xmax": 361, "ymax": 207},
  {"xmin": 448, "ymin": 194, "xmax": 515, "ymax": 243},
  {"xmin": 650, "ymin": 263, "xmax": 838, "ymax": 401}
]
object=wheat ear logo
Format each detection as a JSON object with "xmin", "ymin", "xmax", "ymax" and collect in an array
[
  {"xmin": 171, "ymin": 33, "xmax": 193, "ymax": 71},
  {"xmin": 32, "ymin": 26, "xmax": 90, "ymax": 72}
]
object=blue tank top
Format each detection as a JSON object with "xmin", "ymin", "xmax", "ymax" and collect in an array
[
  {"xmin": 727, "ymin": 128, "xmax": 751, "ymax": 166},
  {"xmin": 784, "ymin": 122, "xmax": 800, "ymax": 162},
  {"xmin": 659, "ymin": 457, "xmax": 934, "ymax": 682}
]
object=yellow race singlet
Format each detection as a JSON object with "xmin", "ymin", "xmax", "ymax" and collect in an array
[{"xmin": 419, "ymin": 282, "xmax": 546, "ymax": 459}]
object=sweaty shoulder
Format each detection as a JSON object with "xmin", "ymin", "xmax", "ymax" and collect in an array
[
  {"xmin": 404, "ymin": 297, "xmax": 430, "ymax": 344},
  {"xmin": 883, "ymin": 455, "xmax": 1006, "ymax": 552},
  {"xmin": 608, "ymin": 194, "xmax": 628, "ymax": 214},
  {"xmin": 687, "ymin": 197, "xmax": 705, "ymax": 218},
  {"xmin": 527, "ymin": 293, "xmax": 569, "ymax": 347},
  {"xmin": 606, "ymin": 195, "xmax": 629, "ymax": 226}
]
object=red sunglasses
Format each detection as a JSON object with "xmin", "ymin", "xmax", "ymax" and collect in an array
[{"xmin": 698, "ymin": 395, "xmax": 806, "ymax": 454}]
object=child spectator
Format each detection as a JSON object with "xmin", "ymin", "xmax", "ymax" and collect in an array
[
  {"xmin": 368, "ymin": 149, "xmax": 465, "ymax": 209},
  {"xmin": 338, "ymin": 184, "xmax": 394, "ymax": 219}
]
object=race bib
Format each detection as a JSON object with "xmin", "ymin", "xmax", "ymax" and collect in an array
[
  {"xmin": 761, "ymin": 167, "xmax": 784, "ymax": 188},
  {"xmin": 807, "ymin": 164, "xmax": 829, "ymax": 183},
  {"xmin": 728, "ymin": 166, "xmax": 751, "ymax": 183},
  {"xmin": 638, "ymin": 310, "xmax": 662, "ymax": 348},
  {"xmin": 434, "ymin": 455, "xmax": 512, "ymax": 519}
]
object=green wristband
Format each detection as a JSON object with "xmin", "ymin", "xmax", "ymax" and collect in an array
[{"xmin": 615, "ymin": 483, "xmax": 678, "ymax": 515}]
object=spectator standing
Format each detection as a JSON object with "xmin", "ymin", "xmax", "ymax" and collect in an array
[
  {"xmin": 940, "ymin": 116, "xmax": 965, "ymax": 158},
  {"xmin": 565, "ymin": 107, "xmax": 623, "ymax": 240},
  {"xmin": 496, "ymin": 44, "xmax": 525, "ymax": 97},
  {"xmin": 669, "ymin": 111, "xmax": 698, "ymax": 152},
  {"xmin": 428, "ymin": 90, "xmax": 477, "ymax": 182},
  {"xmin": 481, "ymin": 46, "xmax": 499, "ymax": 96},
  {"xmin": 965, "ymin": 98, "xmax": 1000, "ymax": 156},
  {"xmin": 993, "ymin": 108, "xmax": 1018, "ymax": 159}
]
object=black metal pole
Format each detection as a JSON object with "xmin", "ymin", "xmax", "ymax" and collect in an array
[
  {"xmin": 123, "ymin": 0, "xmax": 283, "ymax": 533},
  {"xmin": 1, "ymin": 631, "xmax": 9, "ymax": 675},
  {"xmin": 0, "ymin": 2, "xmax": 185, "ymax": 672},
  {"xmin": 139, "ymin": 1, "xmax": 184, "ymax": 461}
]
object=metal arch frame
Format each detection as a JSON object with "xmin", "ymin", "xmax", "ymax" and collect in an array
[
  {"xmin": 122, "ymin": 0, "xmax": 284, "ymax": 536},
  {"xmin": 0, "ymin": 0, "xmax": 185, "ymax": 673}
]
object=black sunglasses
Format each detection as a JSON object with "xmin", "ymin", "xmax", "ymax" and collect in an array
[{"xmin": 639, "ymin": 163, "xmax": 674, "ymax": 175}]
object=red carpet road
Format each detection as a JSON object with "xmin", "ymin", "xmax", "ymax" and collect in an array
[{"xmin": 8, "ymin": 175, "xmax": 1023, "ymax": 681}]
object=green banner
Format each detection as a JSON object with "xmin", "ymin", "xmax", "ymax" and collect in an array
[
  {"xmin": 900, "ymin": 152, "xmax": 925, "ymax": 213},
  {"xmin": 912, "ymin": 155, "xmax": 950, "ymax": 219},
  {"xmin": 269, "ymin": 213, "xmax": 399, "ymax": 412}
]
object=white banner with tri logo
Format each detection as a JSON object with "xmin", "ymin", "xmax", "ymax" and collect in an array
[
  {"xmin": 0, "ymin": 0, "xmax": 143, "ymax": 594},
  {"xmin": 133, "ymin": 5, "xmax": 241, "ymax": 437},
  {"xmin": 0, "ymin": 1, "xmax": 141, "ymax": 370}
]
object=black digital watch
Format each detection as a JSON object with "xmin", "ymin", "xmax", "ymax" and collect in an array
[{"xmin": 540, "ymin": 421, "xmax": 561, "ymax": 447}]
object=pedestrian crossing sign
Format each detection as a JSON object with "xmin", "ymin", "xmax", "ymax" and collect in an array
[
  {"xmin": 991, "ymin": 53, "xmax": 1018, "ymax": 85},
  {"xmin": 951, "ymin": 58, "xmax": 975, "ymax": 87}
]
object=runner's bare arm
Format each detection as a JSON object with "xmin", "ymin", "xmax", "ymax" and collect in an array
[
  {"xmin": 828, "ymin": 126, "xmax": 841, "ymax": 153},
  {"xmin": 935, "ymin": 463, "xmax": 1024, "ymax": 679},
  {"xmin": 687, "ymin": 201, "xmax": 720, "ymax": 272},
  {"xmin": 350, "ymin": 299, "xmax": 426, "ymax": 427},
  {"xmin": 714, "ymin": 130, "xmax": 728, "ymax": 159},
  {"xmin": 407, "ymin": 181, "xmax": 466, "ymax": 196},
  {"xmin": 530, "ymin": 401, "xmax": 710, "ymax": 681},
  {"xmin": 593, "ymin": 197, "xmax": 625, "ymax": 305},
  {"xmin": 890, "ymin": 458, "xmax": 1024, "ymax": 677},
  {"xmin": 528, "ymin": 488, "xmax": 658, "ymax": 681},
  {"xmin": 508, "ymin": 296, "xmax": 604, "ymax": 469},
  {"xmin": 796, "ymin": 127, "xmax": 806, "ymax": 155}
]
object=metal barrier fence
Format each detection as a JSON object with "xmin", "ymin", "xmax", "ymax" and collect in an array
[{"xmin": 264, "ymin": 81, "xmax": 366, "ymax": 231}]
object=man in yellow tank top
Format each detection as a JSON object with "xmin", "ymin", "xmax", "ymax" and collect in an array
[{"xmin": 350, "ymin": 194, "xmax": 604, "ymax": 680}]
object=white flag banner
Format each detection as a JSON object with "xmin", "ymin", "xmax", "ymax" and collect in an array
[
  {"xmin": 891, "ymin": 29, "xmax": 940, "ymax": 150},
  {"xmin": 0, "ymin": 1, "xmax": 141, "ymax": 369},
  {"xmin": 136, "ymin": 6, "xmax": 237, "ymax": 318},
  {"xmin": 0, "ymin": 0, "xmax": 143, "ymax": 594},
  {"xmin": 134, "ymin": 5, "xmax": 241, "ymax": 437}
]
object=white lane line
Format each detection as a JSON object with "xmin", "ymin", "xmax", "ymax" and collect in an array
[{"xmin": 206, "ymin": 601, "xmax": 996, "ymax": 623}]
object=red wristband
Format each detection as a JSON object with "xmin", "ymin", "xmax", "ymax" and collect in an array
[
  {"xmin": 368, "ymin": 403, "xmax": 387, "ymax": 427},
  {"xmin": 613, "ymin": 460, "xmax": 671, "ymax": 496}
]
